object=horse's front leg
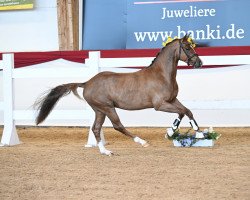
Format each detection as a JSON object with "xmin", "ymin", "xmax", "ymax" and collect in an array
[
  {"xmin": 166, "ymin": 114, "xmax": 183, "ymax": 137},
  {"xmin": 153, "ymin": 99, "xmax": 184, "ymax": 137},
  {"xmin": 170, "ymin": 99, "xmax": 204, "ymax": 138}
]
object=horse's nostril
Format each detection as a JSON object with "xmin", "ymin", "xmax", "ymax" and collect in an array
[{"xmin": 193, "ymin": 60, "xmax": 202, "ymax": 68}]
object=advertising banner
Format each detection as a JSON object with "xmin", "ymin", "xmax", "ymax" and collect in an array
[
  {"xmin": 126, "ymin": 0, "xmax": 250, "ymax": 48},
  {"xmin": 0, "ymin": 0, "xmax": 34, "ymax": 11}
]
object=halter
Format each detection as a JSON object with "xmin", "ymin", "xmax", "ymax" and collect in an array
[{"xmin": 179, "ymin": 40, "xmax": 198, "ymax": 66}]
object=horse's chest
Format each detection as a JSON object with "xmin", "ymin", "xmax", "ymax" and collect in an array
[{"xmin": 160, "ymin": 82, "xmax": 179, "ymax": 100}]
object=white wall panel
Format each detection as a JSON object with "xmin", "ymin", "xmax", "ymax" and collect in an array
[{"xmin": 0, "ymin": 0, "xmax": 58, "ymax": 52}]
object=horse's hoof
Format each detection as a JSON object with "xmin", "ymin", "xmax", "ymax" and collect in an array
[
  {"xmin": 142, "ymin": 142, "xmax": 150, "ymax": 148},
  {"xmin": 106, "ymin": 151, "xmax": 114, "ymax": 156},
  {"xmin": 167, "ymin": 128, "xmax": 174, "ymax": 137},
  {"xmin": 101, "ymin": 150, "xmax": 113, "ymax": 156},
  {"xmin": 195, "ymin": 131, "xmax": 204, "ymax": 139}
]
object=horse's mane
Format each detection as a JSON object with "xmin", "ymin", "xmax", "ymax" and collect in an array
[{"xmin": 148, "ymin": 39, "xmax": 179, "ymax": 68}]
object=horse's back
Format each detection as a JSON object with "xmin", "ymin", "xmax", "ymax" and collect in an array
[{"xmin": 84, "ymin": 71, "xmax": 139, "ymax": 96}]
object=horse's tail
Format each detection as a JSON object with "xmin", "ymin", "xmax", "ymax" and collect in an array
[{"xmin": 34, "ymin": 83, "xmax": 85, "ymax": 125}]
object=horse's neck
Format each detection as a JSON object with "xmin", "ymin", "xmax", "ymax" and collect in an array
[{"xmin": 152, "ymin": 46, "xmax": 179, "ymax": 80}]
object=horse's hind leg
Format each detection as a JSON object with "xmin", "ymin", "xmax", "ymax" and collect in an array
[
  {"xmin": 102, "ymin": 106, "xmax": 149, "ymax": 147},
  {"xmin": 92, "ymin": 110, "xmax": 113, "ymax": 156}
]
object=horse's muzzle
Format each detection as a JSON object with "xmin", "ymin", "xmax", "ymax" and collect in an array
[{"xmin": 193, "ymin": 58, "xmax": 202, "ymax": 69}]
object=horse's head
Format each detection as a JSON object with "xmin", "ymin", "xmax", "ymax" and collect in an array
[{"xmin": 178, "ymin": 35, "xmax": 202, "ymax": 68}]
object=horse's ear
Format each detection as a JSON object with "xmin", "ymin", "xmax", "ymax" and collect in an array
[
  {"xmin": 182, "ymin": 33, "xmax": 191, "ymax": 42},
  {"xmin": 181, "ymin": 33, "xmax": 188, "ymax": 41}
]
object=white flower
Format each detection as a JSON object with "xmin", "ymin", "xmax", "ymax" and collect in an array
[
  {"xmin": 203, "ymin": 128, "xmax": 209, "ymax": 133},
  {"xmin": 208, "ymin": 127, "xmax": 214, "ymax": 133}
]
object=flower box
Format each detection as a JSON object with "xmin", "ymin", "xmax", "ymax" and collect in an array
[
  {"xmin": 166, "ymin": 127, "xmax": 220, "ymax": 147},
  {"xmin": 173, "ymin": 139, "xmax": 214, "ymax": 147}
]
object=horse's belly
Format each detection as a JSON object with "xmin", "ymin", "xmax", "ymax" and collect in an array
[
  {"xmin": 113, "ymin": 95, "xmax": 153, "ymax": 110},
  {"xmin": 116, "ymin": 103, "xmax": 153, "ymax": 110}
]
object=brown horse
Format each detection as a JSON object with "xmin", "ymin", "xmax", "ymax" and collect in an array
[{"xmin": 34, "ymin": 35, "xmax": 202, "ymax": 155}]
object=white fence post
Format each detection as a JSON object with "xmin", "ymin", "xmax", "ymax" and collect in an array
[
  {"xmin": 0, "ymin": 54, "xmax": 20, "ymax": 146},
  {"xmin": 84, "ymin": 51, "xmax": 106, "ymax": 147}
]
